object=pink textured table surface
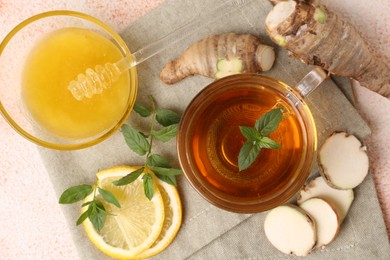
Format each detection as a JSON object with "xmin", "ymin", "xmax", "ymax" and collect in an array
[{"xmin": 0, "ymin": 0, "xmax": 389, "ymax": 259}]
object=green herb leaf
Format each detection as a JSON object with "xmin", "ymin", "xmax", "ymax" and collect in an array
[
  {"xmin": 81, "ymin": 200, "xmax": 94, "ymax": 207},
  {"xmin": 121, "ymin": 124, "xmax": 150, "ymax": 156},
  {"xmin": 255, "ymin": 108, "xmax": 283, "ymax": 137},
  {"xmin": 142, "ymin": 173, "xmax": 154, "ymax": 200},
  {"xmin": 259, "ymin": 137, "xmax": 281, "ymax": 149},
  {"xmin": 98, "ymin": 188, "xmax": 121, "ymax": 208},
  {"xmin": 155, "ymin": 174, "xmax": 177, "ymax": 186},
  {"xmin": 149, "ymin": 166, "xmax": 183, "ymax": 176},
  {"xmin": 239, "ymin": 126, "xmax": 261, "ymax": 141},
  {"xmin": 76, "ymin": 208, "xmax": 90, "ymax": 226},
  {"xmin": 112, "ymin": 167, "xmax": 144, "ymax": 186},
  {"xmin": 133, "ymin": 103, "xmax": 151, "ymax": 117},
  {"xmin": 89, "ymin": 200, "xmax": 106, "ymax": 232},
  {"xmin": 156, "ymin": 108, "xmax": 180, "ymax": 127},
  {"xmin": 59, "ymin": 184, "xmax": 93, "ymax": 204},
  {"xmin": 146, "ymin": 154, "xmax": 172, "ymax": 168},
  {"xmin": 151, "ymin": 124, "xmax": 179, "ymax": 142},
  {"xmin": 238, "ymin": 141, "xmax": 261, "ymax": 171}
]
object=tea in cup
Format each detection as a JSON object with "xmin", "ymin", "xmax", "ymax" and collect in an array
[{"xmin": 177, "ymin": 70, "xmax": 326, "ymax": 213}]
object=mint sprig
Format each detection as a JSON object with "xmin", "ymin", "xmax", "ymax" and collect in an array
[
  {"xmin": 238, "ymin": 108, "xmax": 283, "ymax": 171},
  {"xmin": 115, "ymin": 95, "xmax": 182, "ymax": 199},
  {"xmin": 59, "ymin": 182, "xmax": 120, "ymax": 232},
  {"xmin": 59, "ymin": 95, "xmax": 182, "ymax": 231}
]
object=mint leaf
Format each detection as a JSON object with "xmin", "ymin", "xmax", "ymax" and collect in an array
[
  {"xmin": 133, "ymin": 103, "xmax": 151, "ymax": 117},
  {"xmin": 238, "ymin": 108, "xmax": 283, "ymax": 171},
  {"xmin": 238, "ymin": 141, "xmax": 261, "ymax": 171},
  {"xmin": 59, "ymin": 184, "xmax": 93, "ymax": 204},
  {"xmin": 121, "ymin": 124, "xmax": 150, "ymax": 156},
  {"xmin": 76, "ymin": 208, "xmax": 90, "ymax": 226},
  {"xmin": 255, "ymin": 108, "xmax": 283, "ymax": 136},
  {"xmin": 156, "ymin": 108, "xmax": 180, "ymax": 127},
  {"xmin": 239, "ymin": 126, "xmax": 261, "ymax": 141},
  {"xmin": 156, "ymin": 174, "xmax": 177, "ymax": 186},
  {"xmin": 142, "ymin": 173, "xmax": 154, "ymax": 200},
  {"xmin": 88, "ymin": 200, "xmax": 106, "ymax": 232},
  {"xmin": 81, "ymin": 200, "xmax": 94, "ymax": 207},
  {"xmin": 98, "ymin": 188, "xmax": 121, "ymax": 208},
  {"xmin": 151, "ymin": 124, "xmax": 178, "ymax": 142},
  {"xmin": 259, "ymin": 137, "xmax": 281, "ymax": 149},
  {"xmin": 149, "ymin": 166, "xmax": 182, "ymax": 176},
  {"xmin": 113, "ymin": 167, "xmax": 144, "ymax": 186},
  {"xmin": 147, "ymin": 154, "xmax": 171, "ymax": 168}
]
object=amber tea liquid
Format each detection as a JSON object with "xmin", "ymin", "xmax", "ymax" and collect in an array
[{"xmin": 188, "ymin": 84, "xmax": 307, "ymax": 200}]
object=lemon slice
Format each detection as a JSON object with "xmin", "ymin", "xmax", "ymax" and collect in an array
[
  {"xmin": 83, "ymin": 166, "xmax": 165, "ymax": 259},
  {"xmin": 136, "ymin": 178, "xmax": 182, "ymax": 258}
]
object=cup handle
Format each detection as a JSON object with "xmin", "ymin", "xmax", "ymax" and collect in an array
[
  {"xmin": 295, "ymin": 67, "xmax": 328, "ymax": 98},
  {"xmin": 285, "ymin": 67, "xmax": 327, "ymax": 106}
]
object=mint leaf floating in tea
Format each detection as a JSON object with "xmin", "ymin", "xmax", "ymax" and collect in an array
[
  {"xmin": 238, "ymin": 141, "xmax": 262, "ymax": 171},
  {"xmin": 239, "ymin": 126, "xmax": 262, "ymax": 141},
  {"xmin": 259, "ymin": 137, "xmax": 281, "ymax": 149},
  {"xmin": 255, "ymin": 108, "xmax": 283, "ymax": 136},
  {"xmin": 238, "ymin": 108, "xmax": 283, "ymax": 171}
]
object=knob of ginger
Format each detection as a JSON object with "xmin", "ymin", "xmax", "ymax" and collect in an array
[
  {"xmin": 266, "ymin": 0, "xmax": 390, "ymax": 99},
  {"xmin": 160, "ymin": 33, "xmax": 275, "ymax": 84}
]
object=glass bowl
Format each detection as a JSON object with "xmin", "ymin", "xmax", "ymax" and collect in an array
[{"xmin": 0, "ymin": 11, "xmax": 137, "ymax": 150}]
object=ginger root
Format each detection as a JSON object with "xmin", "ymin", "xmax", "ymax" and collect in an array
[
  {"xmin": 266, "ymin": 0, "xmax": 390, "ymax": 99},
  {"xmin": 160, "ymin": 33, "xmax": 275, "ymax": 84}
]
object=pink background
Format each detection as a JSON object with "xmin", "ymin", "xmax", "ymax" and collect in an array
[{"xmin": 0, "ymin": 0, "xmax": 388, "ymax": 258}]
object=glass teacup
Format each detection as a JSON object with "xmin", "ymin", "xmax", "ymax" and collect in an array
[{"xmin": 177, "ymin": 69, "xmax": 326, "ymax": 213}]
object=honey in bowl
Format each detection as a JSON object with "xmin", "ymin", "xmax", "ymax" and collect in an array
[
  {"xmin": 177, "ymin": 74, "xmax": 317, "ymax": 213},
  {"xmin": 22, "ymin": 27, "xmax": 131, "ymax": 139}
]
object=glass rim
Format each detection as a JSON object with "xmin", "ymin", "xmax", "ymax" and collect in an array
[
  {"xmin": 0, "ymin": 10, "xmax": 137, "ymax": 150},
  {"xmin": 177, "ymin": 73, "xmax": 317, "ymax": 213}
]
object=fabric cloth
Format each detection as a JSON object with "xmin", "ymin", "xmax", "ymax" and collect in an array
[{"xmin": 40, "ymin": 0, "xmax": 389, "ymax": 259}]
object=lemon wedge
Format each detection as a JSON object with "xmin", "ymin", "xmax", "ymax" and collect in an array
[
  {"xmin": 82, "ymin": 166, "xmax": 165, "ymax": 259},
  {"xmin": 136, "ymin": 179, "xmax": 182, "ymax": 258}
]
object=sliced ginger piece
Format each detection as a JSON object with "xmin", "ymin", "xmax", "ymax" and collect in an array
[
  {"xmin": 318, "ymin": 132, "xmax": 369, "ymax": 189},
  {"xmin": 297, "ymin": 176, "xmax": 354, "ymax": 221},
  {"xmin": 299, "ymin": 198, "xmax": 340, "ymax": 249},
  {"xmin": 264, "ymin": 204, "xmax": 316, "ymax": 256}
]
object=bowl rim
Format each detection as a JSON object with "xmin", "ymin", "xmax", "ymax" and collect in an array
[
  {"xmin": 0, "ymin": 10, "xmax": 137, "ymax": 150},
  {"xmin": 177, "ymin": 73, "xmax": 317, "ymax": 213}
]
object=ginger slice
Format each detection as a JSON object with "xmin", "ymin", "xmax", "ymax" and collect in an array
[
  {"xmin": 318, "ymin": 132, "xmax": 369, "ymax": 189},
  {"xmin": 264, "ymin": 204, "xmax": 316, "ymax": 256},
  {"xmin": 297, "ymin": 176, "xmax": 354, "ymax": 221},
  {"xmin": 299, "ymin": 198, "xmax": 340, "ymax": 249}
]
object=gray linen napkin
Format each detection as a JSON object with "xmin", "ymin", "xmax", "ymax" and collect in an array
[{"xmin": 39, "ymin": 0, "xmax": 389, "ymax": 259}]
